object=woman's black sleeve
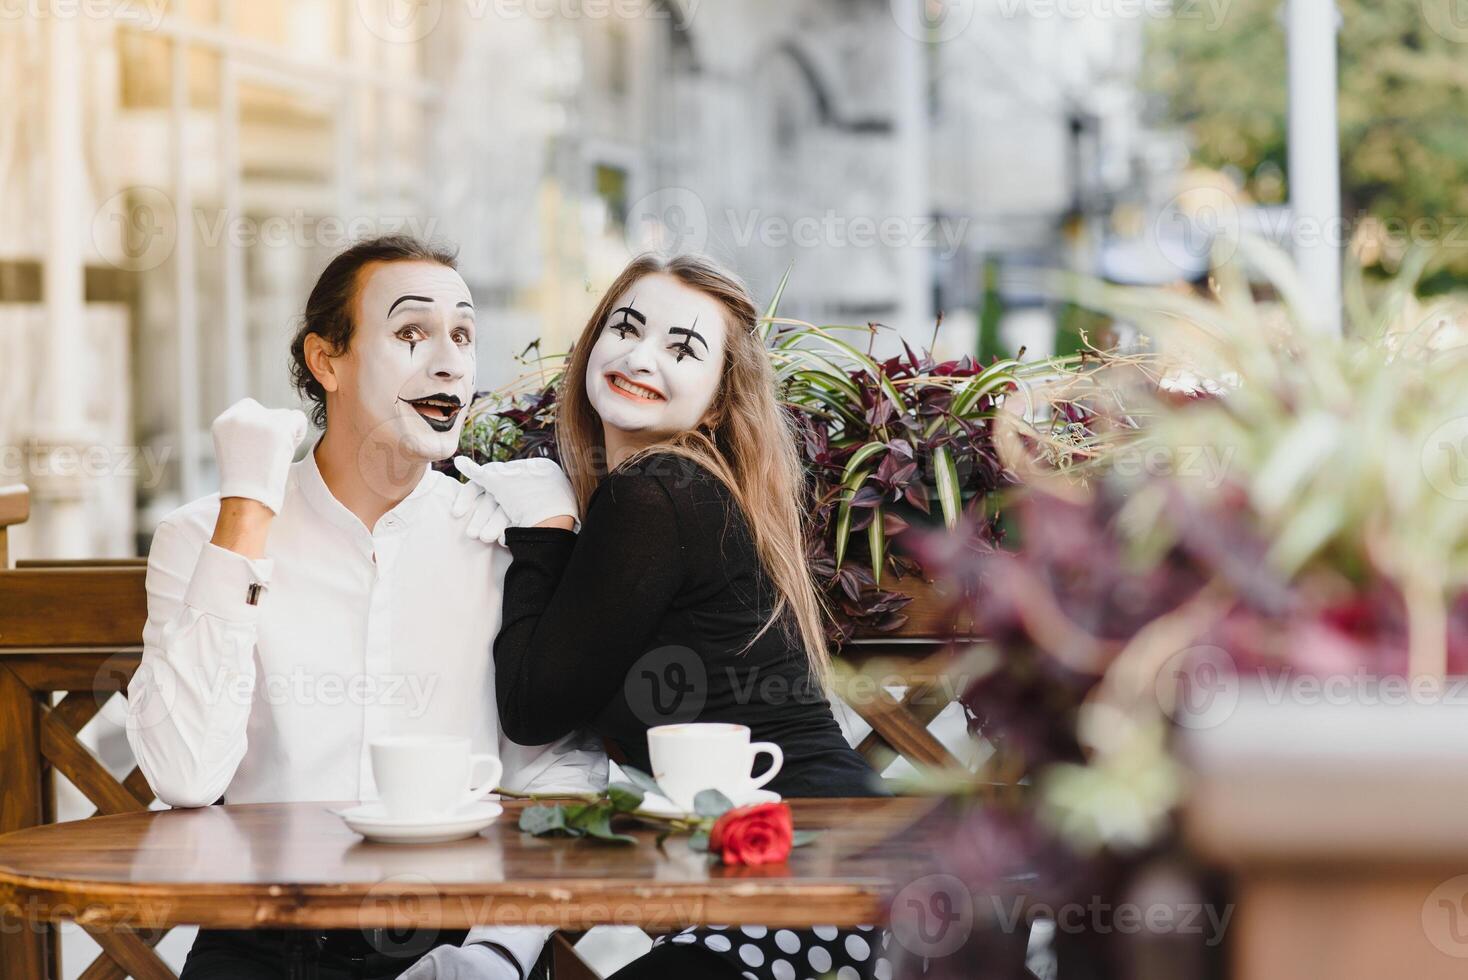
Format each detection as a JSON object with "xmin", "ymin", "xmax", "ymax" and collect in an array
[{"xmin": 493, "ymin": 471, "xmax": 685, "ymax": 745}]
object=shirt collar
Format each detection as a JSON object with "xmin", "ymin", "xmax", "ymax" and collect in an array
[{"xmin": 296, "ymin": 439, "xmax": 438, "ymax": 535}]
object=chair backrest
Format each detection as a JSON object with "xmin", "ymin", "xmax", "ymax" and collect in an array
[
  {"xmin": 838, "ymin": 577, "xmax": 972, "ymax": 773},
  {"xmin": 0, "ymin": 536, "xmax": 172, "ymax": 978},
  {"xmin": 0, "ymin": 484, "xmax": 29, "ymax": 569}
]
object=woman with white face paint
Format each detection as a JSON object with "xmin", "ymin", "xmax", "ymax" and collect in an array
[{"xmin": 460, "ymin": 255, "xmax": 891, "ymax": 980}]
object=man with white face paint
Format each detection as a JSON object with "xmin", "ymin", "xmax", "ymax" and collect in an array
[{"xmin": 126, "ymin": 236, "xmax": 598, "ymax": 979}]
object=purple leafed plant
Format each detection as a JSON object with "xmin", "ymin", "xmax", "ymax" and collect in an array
[{"xmin": 450, "ymin": 320, "xmax": 1104, "ymax": 642}]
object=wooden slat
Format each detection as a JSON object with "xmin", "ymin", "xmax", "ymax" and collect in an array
[
  {"xmin": 40, "ymin": 712, "xmax": 151, "ymax": 816},
  {"xmin": 0, "ymin": 663, "xmax": 50, "ymax": 977},
  {"xmin": 41, "ymin": 735, "xmax": 62, "ymax": 979},
  {"xmin": 850, "ymin": 577, "xmax": 974, "ymax": 641},
  {"xmin": 77, "ymin": 928, "xmax": 169, "ymax": 980},
  {"xmin": 51, "ymin": 689, "xmax": 107, "ymax": 734},
  {"xmin": 77, "ymin": 951, "xmax": 132, "ymax": 980},
  {"xmin": 81, "ymin": 927, "xmax": 176, "ymax": 980},
  {"xmin": 16, "ymin": 559, "xmax": 147, "ymax": 569},
  {"xmin": 848, "ymin": 690, "xmax": 960, "ymax": 770},
  {"xmin": 5, "ymin": 653, "xmax": 141, "ymax": 693},
  {"xmin": 0, "ymin": 485, "xmax": 28, "ymax": 528},
  {"xmin": 122, "ymin": 767, "xmax": 156, "ymax": 809},
  {"xmin": 550, "ymin": 931, "xmax": 600, "ymax": 980},
  {"xmin": 855, "ymin": 677, "xmax": 951, "ymax": 760},
  {"xmin": 0, "ymin": 568, "xmax": 149, "ymax": 648}
]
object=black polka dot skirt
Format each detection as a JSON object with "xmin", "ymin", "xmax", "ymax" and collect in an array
[{"xmin": 653, "ymin": 924, "xmax": 892, "ymax": 980}]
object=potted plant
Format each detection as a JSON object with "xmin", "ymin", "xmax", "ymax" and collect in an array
[
  {"xmin": 874, "ymin": 236, "xmax": 1468, "ymax": 979},
  {"xmin": 449, "ymin": 280, "xmax": 1110, "ymax": 646}
]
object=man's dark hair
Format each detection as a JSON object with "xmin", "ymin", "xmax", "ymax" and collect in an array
[{"xmin": 289, "ymin": 234, "xmax": 460, "ymax": 428}]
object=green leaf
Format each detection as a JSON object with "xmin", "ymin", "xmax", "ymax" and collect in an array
[
  {"xmin": 561, "ymin": 803, "xmax": 594, "ymax": 829},
  {"xmin": 791, "ymin": 830, "xmax": 821, "ymax": 848},
  {"xmin": 693, "ymin": 789, "xmax": 735, "ymax": 818},
  {"xmin": 758, "ymin": 263, "xmax": 794, "ymax": 341},
  {"xmin": 607, "ymin": 783, "xmax": 645, "ymax": 813},
  {"xmin": 933, "ymin": 445, "xmax": 962, "ymax": 530},
  {"xmin": 781, "ymin": 378, "xmax": 864, "ymax": 427},
  {"xmin": 841, "ymin": 441, "xmax": 887, "ymax": 485},
  {"xmin": 519, "ymin": 805, "xmax": 569, "ymax": 837},
  {"xmin": 951, "ymin": 361, "xmax": 1021, "ymax": 417},
  {"xmin": 869, "ymin": 502, "xmax": 886, "ymax": 585},
  {"xmin": 573, "ymin": 804, "xmax": 637, "ymax": 845},
  {"xmin": 775, "ymin": 351, "xmax": 866, "ymax": 401},
  {"xmin": 778, "ymin": 330, "xmax": 905, "ymax": 411},
  {"xmin": 588, "ymin": 822, "xmax": 637, "ymax": 844},
  {"xmin": 780, "ymin": 364, "xmax": 856, "ymax": 395},
  {"xmin": 687, "ymin": 831, "xmax": 711, "ymax": 853},
  {"xmin": 619, "ymin": 766, "xmax": 665, "ymax": 798},
  {"xmin": 833, "ymin": 468, "xmax": 872, "ymax": 569}
]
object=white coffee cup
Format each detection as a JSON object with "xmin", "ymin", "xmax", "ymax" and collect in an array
[
  {"xmin": 368, "ymin": 734, "xmax": 502, "ymax": 821},
  {"xmin": 647, "ymin": 723, "xmax": 783, "ymax": 811}
]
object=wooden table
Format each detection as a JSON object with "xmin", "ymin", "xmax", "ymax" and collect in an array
[{"xmin": 0, "ymin": 798, "xmax": 935, "ymax": 944}]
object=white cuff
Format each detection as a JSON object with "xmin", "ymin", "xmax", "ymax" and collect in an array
[
  {"xmin": 183, "ymin": 544, "xmax": 274, "ymax": 623},
  {"xmin": 465, "ymin": 925, "xmax": 554, "ymax": 977}
]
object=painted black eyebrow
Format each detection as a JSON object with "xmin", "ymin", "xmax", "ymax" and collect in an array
[
  {"xmin": 388, "ymin": 294, "xmax": 434, "ymax": 316},
  {"xmin": 669, "ymin": 325, "xmax": 708, "ymax": 350},
  {"xmin": 610, "ymin": 305, "xmax": 646, "ymax": 325}
]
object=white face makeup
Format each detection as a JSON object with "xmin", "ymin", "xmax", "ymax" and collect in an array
[
  {"xmin": 330, "ymin": 260, "xmax": 477, "ymax": 463},
  {"xmin": 584, "ymin": 273, "xmax": 729, "ymax": 452}
]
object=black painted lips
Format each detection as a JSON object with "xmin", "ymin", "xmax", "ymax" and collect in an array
[{"xmin": 400, "ymin": 393, "xmax": 463, "ymax": 433}]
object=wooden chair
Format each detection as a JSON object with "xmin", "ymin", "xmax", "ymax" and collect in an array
[
  {"xmin": 0, "ymin": 484, "xmax": 29, "ymax": 569},
  {"xmin": 0, "ymin": 488, "xmax": 602, "ymax": 980},
  {"xmin": 839, "ymin": 579, "xmax": 973, "ymax": 773},
  {"xmin": 0, "ymin": 556, "xmax": 163, "ymax": 977}
]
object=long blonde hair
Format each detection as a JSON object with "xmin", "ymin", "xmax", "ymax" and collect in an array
[{"xmin": 557, "ymin": 254, "xmax": 832, "ymax": 685}]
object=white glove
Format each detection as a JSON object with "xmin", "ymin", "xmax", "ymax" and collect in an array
[
  {"xmin": 450, "ymin": 473, "xmax": 511, "ymax": 545},
  {"xmin": 400, "ymin": 943, "xmax": 520, "ymax": 980},
  {"xmin": 451, "ymin": 457, "xmax": 579, "ymax": 544},
  {"xmin": 211, "ymin": 398, "xmax": 308, "ymax": 515}
]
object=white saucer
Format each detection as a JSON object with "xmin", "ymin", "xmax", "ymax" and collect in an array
[
  {"xmin": 334, "ymin": 801, "xmax": 504, "ymax": 844},
  {"xmin": 636, "ymin": 788, "xmax": 782, "ymax": 820}
]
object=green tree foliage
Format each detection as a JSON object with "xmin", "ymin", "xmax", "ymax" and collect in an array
[{"xmin": 1146, "ymin": 0, "xmax": 1468, "ymax": 284}]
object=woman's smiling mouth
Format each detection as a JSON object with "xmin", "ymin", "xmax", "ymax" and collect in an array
[{"xmin": 606, "ymin": 372, "xmax": 665, "ymax": 402}]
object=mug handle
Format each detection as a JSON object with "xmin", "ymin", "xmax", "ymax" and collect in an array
[
  {"xmin": 748, "ymin": 742, "xmax": 784, "ymax": 791},
  {"xmin": 465, "ymin": 754, "xmax": 504, "ymax": 804}
]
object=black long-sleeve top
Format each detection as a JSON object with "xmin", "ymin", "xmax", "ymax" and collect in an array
[{"xmin": 494, "ymin": 452, "xmax": 884, "ymax": 799}]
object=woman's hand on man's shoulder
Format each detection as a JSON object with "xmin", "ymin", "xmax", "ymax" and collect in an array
[{"xmin": 450, "ymin": 456, "xmax": 580, "ymax": 544}]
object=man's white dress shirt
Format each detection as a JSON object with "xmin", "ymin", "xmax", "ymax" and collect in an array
[{"xmin": 126, "ymin": 446, "xmax": 606, "ymax": 973}]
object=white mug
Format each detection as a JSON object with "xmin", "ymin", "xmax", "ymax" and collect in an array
[
  {"xmin": 647, "ymin": 723, "xmax": 783, "ymax": 811},
  {"xmin": 369, "ymin": 734, "xmax": 502, "ymax": 821}
]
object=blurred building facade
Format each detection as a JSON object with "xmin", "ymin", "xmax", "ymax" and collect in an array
[{"xmin": 1, "ymin": 0, "xmax": 1170, "ymax": 560}]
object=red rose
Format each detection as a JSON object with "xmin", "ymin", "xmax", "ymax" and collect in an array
[{"xmin": 708, "ymin": 802, "xmax": 794, "ymax": 866}]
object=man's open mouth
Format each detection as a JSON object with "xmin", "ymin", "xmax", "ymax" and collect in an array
[
  {"xmin": 606, "ymin": 372, "xmax": 665, "ymax": 402},
  {"xmin": 399, "ymin": 393, "xmax": 464, "ymax": 433}
]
